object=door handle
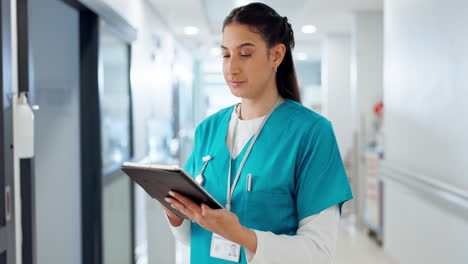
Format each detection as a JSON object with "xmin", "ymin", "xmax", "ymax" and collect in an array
[{"xmin": 5, "ymin": 185, "xmax": 11, "ymax": 222}]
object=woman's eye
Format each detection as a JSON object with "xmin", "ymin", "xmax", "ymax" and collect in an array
[{"xmin": 221, "ymin": 54, "xmax": 250, "ymax": 58}]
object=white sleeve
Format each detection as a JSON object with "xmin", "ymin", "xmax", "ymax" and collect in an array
[
  {"xmin": 164, "ymin": 213, "xmax": 192, "ymax": 247},
  {"xmin": 245, "ymin": 205, "xmax": 340, "ymax": 264}
]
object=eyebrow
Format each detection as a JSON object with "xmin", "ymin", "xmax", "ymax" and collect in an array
[{"xmin": 221, "ymin": 43, "xmax": 256, "ymax": 49}]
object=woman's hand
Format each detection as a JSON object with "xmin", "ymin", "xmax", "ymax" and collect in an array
[
  {"xmin": 165, "ymin": 191, "xmax": 258, "ymax": 253},
  {"xmin": 158, "ymin": 201, "xmax": 184, "ymax": 227}
]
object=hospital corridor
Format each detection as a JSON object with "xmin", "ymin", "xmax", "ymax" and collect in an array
[{"xmin": 2, "ymin": 0, "xmax": 467, "ymax": 263}]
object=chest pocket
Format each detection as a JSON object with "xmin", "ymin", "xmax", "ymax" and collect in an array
[
  {"xmin": 237, "ymin": 160, "xmax": 298, "ymax": 230},
  {"xmin": 242, "ymin": 190, "xmax": 296, "ymax": 234}
]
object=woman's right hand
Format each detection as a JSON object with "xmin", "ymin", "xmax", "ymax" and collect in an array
[{"xmin": 158, "ymin": 201, "xmax": 184, "ymax": 227}]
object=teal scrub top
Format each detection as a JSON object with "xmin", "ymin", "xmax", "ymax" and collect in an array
[{"xmin": 183, "ymin": 99, "xmax": 353, "ymax": 264}]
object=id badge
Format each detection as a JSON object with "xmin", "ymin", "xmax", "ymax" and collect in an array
[{"xmin": 210, "ymin": 233, "xmax": 241, "ymax": 262}]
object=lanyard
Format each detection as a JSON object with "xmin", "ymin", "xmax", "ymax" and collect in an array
[{"xmin": 226, "ymin": 97, "xmax": 282, "ymax": 211}]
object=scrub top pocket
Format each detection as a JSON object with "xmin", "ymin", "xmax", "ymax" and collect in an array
[{"xmin": 242, "ymin": 191, "xmax": 296, "ymax": 235}]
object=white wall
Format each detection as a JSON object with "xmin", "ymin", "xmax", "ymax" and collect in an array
[
  {"xmin": 350, "ymin": 11, "xmax": 383, "ymax": 227},
  {"xmin": 384, "ymin": 0, "xmax": 468, "ymax": 189},
  {"xmin": 322, "ymin": 34, "xmax": 352, "ymax": 157},
  {"xmin": 383, "ymin": 0, "xmax": 468, "ymax": 262},
  {"xmin": 384, "ymin": 182, "xmax": 468, "ymax": 263},
  {"xmin": 351, "ymin": 12, "xmax": 383, "ymax": 145}
]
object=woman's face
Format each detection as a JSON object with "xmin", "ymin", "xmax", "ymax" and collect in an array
[{"xmin": 222, "ymin": 23, "xmax": 279, "ymax": 99}]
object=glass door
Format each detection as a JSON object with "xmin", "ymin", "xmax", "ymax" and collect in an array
[
  {"xmin": 28, "ymin": 0, "xmax": 82, "ymax": 263},
  {"xmin": 99, "ymin": 21, "xmax": 134, "ymax": 264}
]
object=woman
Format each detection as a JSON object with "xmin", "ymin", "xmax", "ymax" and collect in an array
[{"xmin": 161, "ymin": 3, "xmax": 353, "ymax": 263}]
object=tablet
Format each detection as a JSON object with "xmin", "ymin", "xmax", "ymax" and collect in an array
[{"xmin": 121, "ymin": 162, "xmax": 223, "ymax": 220}]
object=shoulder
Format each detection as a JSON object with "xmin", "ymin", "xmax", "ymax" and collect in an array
[{"xmin": 282, "ymin": 99, "xmax": 333, "ymax": 136}]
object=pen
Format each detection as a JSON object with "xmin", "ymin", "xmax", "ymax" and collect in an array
[{"xmin": 247, "ymin": 174, "xmax": 252, "ymax": 191}]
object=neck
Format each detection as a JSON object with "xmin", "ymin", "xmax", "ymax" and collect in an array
[{"xmin": 238, "ymin": 89, "xmax": 283, "ymax": 120}]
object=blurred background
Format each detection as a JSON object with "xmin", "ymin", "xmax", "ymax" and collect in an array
[{"xmin": 3, "ymin": 0, "xmax": 468, "ymax": 263}]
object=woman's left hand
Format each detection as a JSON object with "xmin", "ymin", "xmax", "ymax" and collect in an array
[{"xmin": 165, "ymin": 191, "xmax": 257, "ymax": 252}]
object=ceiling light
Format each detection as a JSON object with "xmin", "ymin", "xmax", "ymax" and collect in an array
[
  {"xmin": 302, "ymin": 25, "xmax": 317, "ymax": 34},
  {"xmin": 184, "ymin": 26, "xmax": 200, "ymax": 36}
]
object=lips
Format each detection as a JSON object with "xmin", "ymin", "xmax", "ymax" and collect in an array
[{"xmin": 230, "ymin": 81, "xmax": 245, "ymax": 88}]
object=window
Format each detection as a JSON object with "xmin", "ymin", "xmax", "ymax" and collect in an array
[{"xmin": 100, "ymin": 24, "xmax": 132, "ymax": 172}]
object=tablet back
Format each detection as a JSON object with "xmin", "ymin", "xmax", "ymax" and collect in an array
[{"xmin": 121, "ymin": 163, "xmax": 222, "ymax": 219}]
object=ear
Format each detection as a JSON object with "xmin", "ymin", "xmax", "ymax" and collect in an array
[{"xmin": 270, "ymin": 43, "xmax": 287, "ymax": 69}]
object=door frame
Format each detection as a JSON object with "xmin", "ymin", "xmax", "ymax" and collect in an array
[
  {"xmin": 0, "ymin": 0, "xmax": 16, "ymax": 262},
  {"xmin": 79, "ymin": 3, "xmax": 137, "ymax": 264}
]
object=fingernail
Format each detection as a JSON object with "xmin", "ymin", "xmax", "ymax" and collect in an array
[
  {"xmin": 169, "ymin": 191, "xmax": 175, "ymax": 196},
  {"xmin": 165, "ymin": 198, "xmax": 170, "ymax": 202}
]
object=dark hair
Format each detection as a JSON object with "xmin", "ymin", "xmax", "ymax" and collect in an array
[{"xmin": 223, "ymin": 2, "xmax": 302, "ymax": 103}]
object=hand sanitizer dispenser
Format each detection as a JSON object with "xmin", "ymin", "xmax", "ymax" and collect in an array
[{"xmin": 14, "ymin": 92, "xmax": 34, "ymax": 158}]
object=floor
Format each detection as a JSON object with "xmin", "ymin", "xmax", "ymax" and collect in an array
[{"xmin": 335, "ymin": 216, "xmax": 399, "ymax": 264}]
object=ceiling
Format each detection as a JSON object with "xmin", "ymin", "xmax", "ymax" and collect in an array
[{"xmin": 147, "ymin": 0, "xmax": 383, "ymax": 60}]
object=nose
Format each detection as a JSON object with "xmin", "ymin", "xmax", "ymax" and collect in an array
[{"xmin": 225, "ymin": 56, "xmax": 240, "ymax": 77}]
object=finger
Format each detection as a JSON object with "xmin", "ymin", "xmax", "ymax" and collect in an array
[
  {"xmin": 166, "ymin": 195, "xmax": 191, "ymax": 214},
  {"xmin": 158, "ymin": 201, "xmax": 174, "ymax": 215},
  {"xmin": 159, "ymin": 201, "xmax": 178, "ymax": 217},
  {"xmin": 165, "ymin": 197, "xmax": 185, "ymax": 211},
  {"xmin": 165, "ymin": 197, "xmax": 194, "ymax": 219},
  {"xmin": 158, "ymin": 201, "xmax": 171, "ymax": 212},
  {"xmin": 201, "ymin": 204, "xmax": 211, "ymax": 217},
  {"xmin": 168, "ymin": 192, "xmax": 203, "ymax": 222},
  {"xmin": 169, "ymin": 191, "xmax": 202, "ymax": 215},
  {"xmin": 158, "ymin": 201, "xmax": 173, "ymax": 211}
]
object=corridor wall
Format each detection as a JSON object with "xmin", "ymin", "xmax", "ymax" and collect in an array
[{"xmin": 383, "ymin": 0, "xmax": 468, "ymax": 262}]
